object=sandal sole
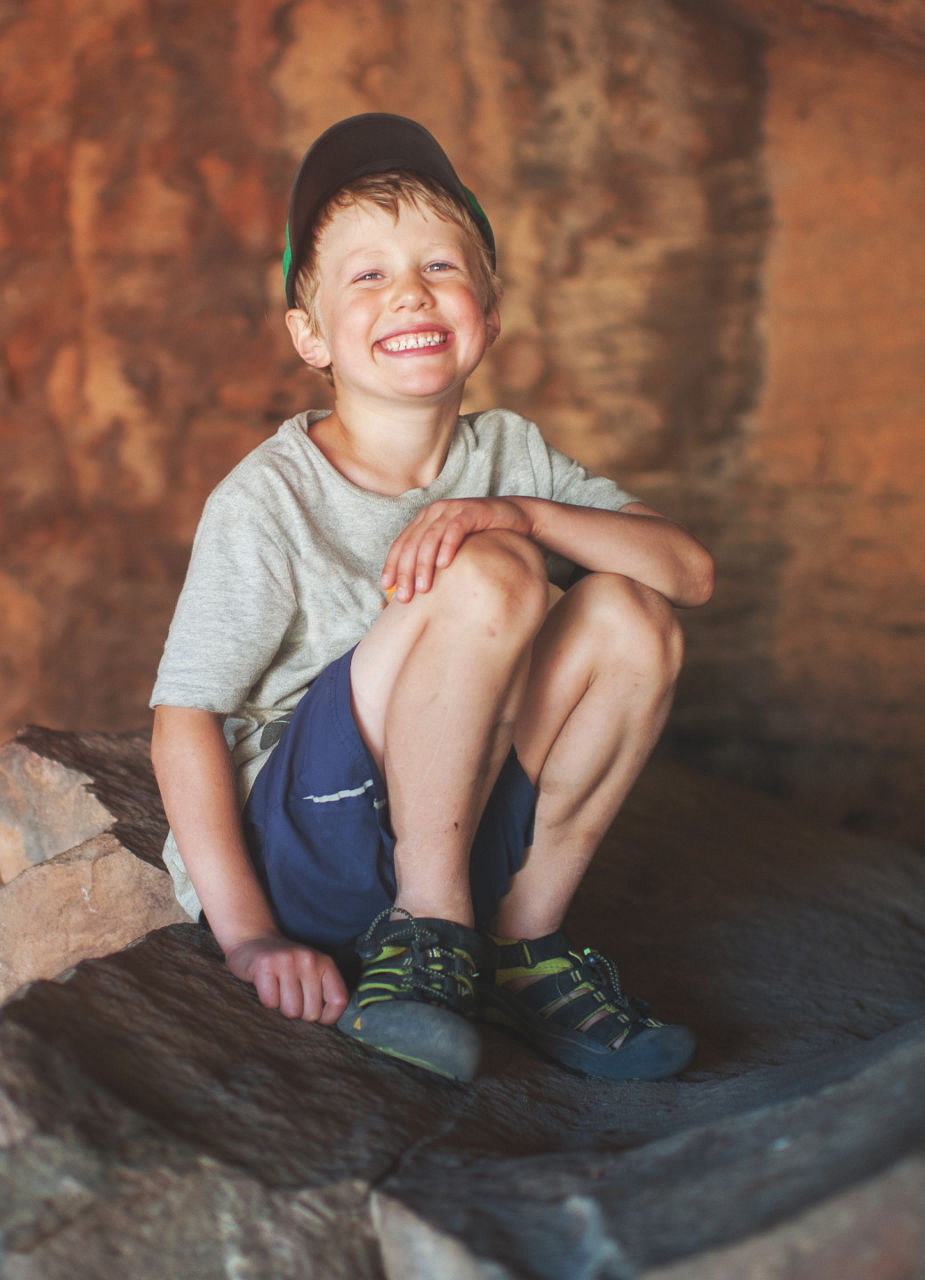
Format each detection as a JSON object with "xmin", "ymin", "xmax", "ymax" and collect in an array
[{"xmin": 337, "ymin": 993, "xmax": 482, "ymax": 1082}]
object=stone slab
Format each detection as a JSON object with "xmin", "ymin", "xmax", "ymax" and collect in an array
[
  {"xmin": 10, "ymin": 727, "xmax": 169, "ymax": 869},
  {"xmin": 0, "ymin": 741, "xmax": 923, "ymax": 1278},
  {"xmin": 0, "ymin": 833, "xmax": 187, "ymax": 1002},
  {"xmin": 0, "ymin": 742, "xmax": 112, "ymax": 883}
]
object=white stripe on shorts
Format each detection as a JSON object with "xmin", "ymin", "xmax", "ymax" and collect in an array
[{"xmin": 301, "ymin": 779, "xmax": 375, "ymax": 804}]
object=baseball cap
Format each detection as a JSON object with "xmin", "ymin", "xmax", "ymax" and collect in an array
[{"xmin": 283, "ymin": 113, "xmax": 496, "ymax": 308}]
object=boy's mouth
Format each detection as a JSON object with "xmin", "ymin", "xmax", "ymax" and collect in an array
[{"xmin": 378, "ymin": 330, "xmax": 449, "ymax": 354}]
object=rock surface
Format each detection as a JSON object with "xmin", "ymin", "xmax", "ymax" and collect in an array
[
  {"xmin": 1, "ymin": 731, "xmax": 923, "ymax": 1278},
  {"xmin": 0, "ymin": 833, "xmax": 186, "ymax": 1003},
  {"xmin": 6, "ymin": 726, "xmax": 172, "ymax": 869},
  {"xmin": 0, "ymin": 741, "xmax": 112, "ymax": 884},
  {"xmin": 0, "ymin": 728, "xmax": 186, "ymax": 1001}
]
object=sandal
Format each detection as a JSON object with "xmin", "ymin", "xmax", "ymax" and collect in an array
[
  {"xmin": 479, "ymin": 930, "xmax": 695, "ymax": 1080},
  {"xmin": 337, "ymin": 909, "xmax": 483, "ymax": 1082}
]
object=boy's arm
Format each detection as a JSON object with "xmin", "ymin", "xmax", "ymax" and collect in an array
[
  {"xmin": 150, "ymin": 705, "xmax": 347, "ymax": 1024},
  {"xmin": 520, "ymin": 498, "xmax": 714, "ymax": 606},
  {"xmin": 381, "ymin": 497, "xmax": 714, "ymax": 608}
]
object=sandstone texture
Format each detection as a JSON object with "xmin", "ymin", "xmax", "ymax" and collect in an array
[
  {"xmin": 0, "ymin": 0, "xmax": 923, "ymax": 848},
  {"xmin": 716, "ymin": 0, "xmax": 925, "ymax": 61},
  {"xmin": 0, "ymin": 730, "xmax": 924, "ymax": 1278},
  {"xmin": 671, "ymin": 5, "xmax": 925, "ymax": 848},
  {"xmin": 0, "ymin": 728, "xmax": 186, "ymax": 1001},
  {"xmin": 0, "ymin": 832, "xmax": 186, "ymax": 1003},
  {"xmin": 0, "ymin": 741, "xmax": 111, "ymax": 883}
]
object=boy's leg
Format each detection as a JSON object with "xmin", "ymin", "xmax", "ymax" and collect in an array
[
  {"xmin": 350, "ymin": 529, "xmax": 550, "ymax": 926},
  {"xmin": 338, "ymin": 529, "xmax": 549, "ymax": 1080},
  {"xmin": 481, "ymin": 572, "xmax": 696, "ymax": 1080},
  {"xmin": 501, "ymin": 572, "xmax": 683, "ymax": 937}
]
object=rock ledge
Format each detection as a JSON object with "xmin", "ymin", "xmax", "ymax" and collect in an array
[{"xmin": 0, "ymin": 729, "xmax": 923, "ymax": 1279}]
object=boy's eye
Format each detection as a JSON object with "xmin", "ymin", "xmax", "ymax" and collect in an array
[
  {"xmin": 425, "ymin": 261, "xmax": 457, "ymax": 273},
  {"xmin": 355, "ymin": 270, "xmax": 384, "ymax": 282}
]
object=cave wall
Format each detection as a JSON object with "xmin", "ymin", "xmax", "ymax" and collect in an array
[
  {"xmin": 742, "ymin": 29, "xmax": 924, "ymax": 837},
  {"xmin": 668, "ymin": 4, "xmax": 925, "ymax": 841},
  {"xmin": 1, "ymin": 0, "xmax": 922, "ymax": 844}
]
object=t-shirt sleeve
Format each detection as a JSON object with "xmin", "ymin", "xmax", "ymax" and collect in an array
[
  {"xmin": 151, "ymin": 484, "xmax": 298, "ymax": 713},
  {"xmin": 524, "ymin": 420, "xmax": 637, "ymax": 511},
  {"xmin": 495, "ymin": 415, "xmax": 637, "ymax": 587}
]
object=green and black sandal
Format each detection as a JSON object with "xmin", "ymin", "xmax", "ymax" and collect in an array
[
  {"xmin": 337, "ymin": 909, "xmax": 483, "ymax": 1082},
  {"xmin": 479, "ymin": 931, "xmax": 695, "ymax": 1080}
]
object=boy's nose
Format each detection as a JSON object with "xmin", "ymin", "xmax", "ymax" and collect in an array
[{"xmin": 390, "ymin": 270, "xmax": 433, "ymax": 310}]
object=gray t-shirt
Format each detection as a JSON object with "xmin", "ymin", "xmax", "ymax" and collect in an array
[{"xmin": 151, "ymin": 407, "xmax": 635, "ymax": 917}]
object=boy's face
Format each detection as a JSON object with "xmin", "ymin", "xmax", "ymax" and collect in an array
[{"xmin": 290, "ymin": 200, "xmax": 500, "ymax": 408}]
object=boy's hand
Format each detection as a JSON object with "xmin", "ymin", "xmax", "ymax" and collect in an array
[
  {"xmin": 225, "ymin": 933, "xmax": 349, "ymax": 1025},
  {"xmin": 382, "ymin": 497, "xmax": 533, "ymax": 601}
]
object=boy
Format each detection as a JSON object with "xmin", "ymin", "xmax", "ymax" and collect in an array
[{"xmin": 151, "ymin": 113, "xmax": 714, "ymax": 1083}]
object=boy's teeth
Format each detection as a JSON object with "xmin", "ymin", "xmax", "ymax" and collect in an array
[{"xmin": 380, "ymin": 331, "xmax": 447, "ymax": 352}]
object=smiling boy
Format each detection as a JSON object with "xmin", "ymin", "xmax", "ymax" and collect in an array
[{"xmin": 150, "ymin": 114, "xmax": 714, "ymax": 1083}]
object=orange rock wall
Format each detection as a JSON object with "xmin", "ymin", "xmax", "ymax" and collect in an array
[
  {"xmin": 671, "ymin": 19, "xmax": 925, "ymax": 843},
  {"xmin": 754, "ymin": 35, "xmax": 924, "ymax": 835},
  {"xmin": 0, "ymin": 0, "xmax": 922, "ymax": 843}
]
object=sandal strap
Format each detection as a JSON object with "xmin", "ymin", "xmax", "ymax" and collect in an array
[
  {"xmin": 356, "ymin": 910, "xmax": 481, "ymax": 1015},
  {"xmin": 486, "ymin": 930, "xmax": 662, "ymax": 1039},
  {"xmin": 487, "ymin": 930, "xmax": 573, "ymax": 974}
]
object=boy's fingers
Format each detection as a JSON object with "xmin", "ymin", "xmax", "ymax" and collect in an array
[
  {"xmin": 278, "ymin": 971, "xmax": 306, "ymax": 1020},
  {"xmin": 404, "ymin": 514, "xmax": 470, "ymax": 592},
  {"xmin": 253, "ymin": 954, "xmax": 302, "ymax": 1017},
  {"xmin": 266, "ymin": 960, "xmax": 326, "ymax": 1022},
  {"xmin": 381, "ymin": 529, "xmax": 411, "ymax": 584},
  {"xmin": 291, "ymin": 953, "xmax": 346, "ymax": 1024},
  {"xmin": 382, "ymin": 521, "xmax": 420, "ymax": 586},
  {"xmin": 319, "ymin": 964, "xmax": 349, "ymax": 1025},
  {"xmin": 384, "ymin": 497, "xmax": 530, "ymax": 591},
  {"xmin": 411, "ymin": 525, "xmax": 448, "ymax": 591},
  {"xmin": 289, "ymin": 960, "xmax": 344, "ymax": 1026},
  {"xmin": 384, "ymin": 530, "xmax": 416, "ymax": 593},
  {"xmin": 230, "ymin": 938, "xmax": 350, "ymax": 1025},
  {"xmin": 434, "ymin": 518, "xmax": 469, "ymax": 567},
  {"xmin": 393, "ymin": 531, "xmax": 434, "ymax": 598},
  {"xmin": 385, "ymin": 499, "xmax": 512, "ymax": 599},
  {"xmin": 394, "ymin": 554, "xmax": 419, "ymax": 600},
  {"xmin": 253, "ymin": 966, "xmax": 282, "ymax": 1012}
]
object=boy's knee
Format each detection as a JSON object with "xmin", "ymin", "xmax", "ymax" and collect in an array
[
  {"xmin": 450, "ymin": 531, "xmax": 549, "ymax": 636},
  {"xmin": 573, "ymin": 573, "xmax": 684, "ymax": 684}
]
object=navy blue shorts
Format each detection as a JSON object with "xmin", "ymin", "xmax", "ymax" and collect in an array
[{"xmin": 242, "ymin": 646, "xmax": 535, "ymax": 954}]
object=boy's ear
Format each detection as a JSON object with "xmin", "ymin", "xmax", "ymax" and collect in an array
[
  {"xmin": 286, "ymin": 309, "xmax": 332, "ymax": 369},
  {"xmin": 485, "ymin": 303, "xmax": 501, "ymax": 348}
]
